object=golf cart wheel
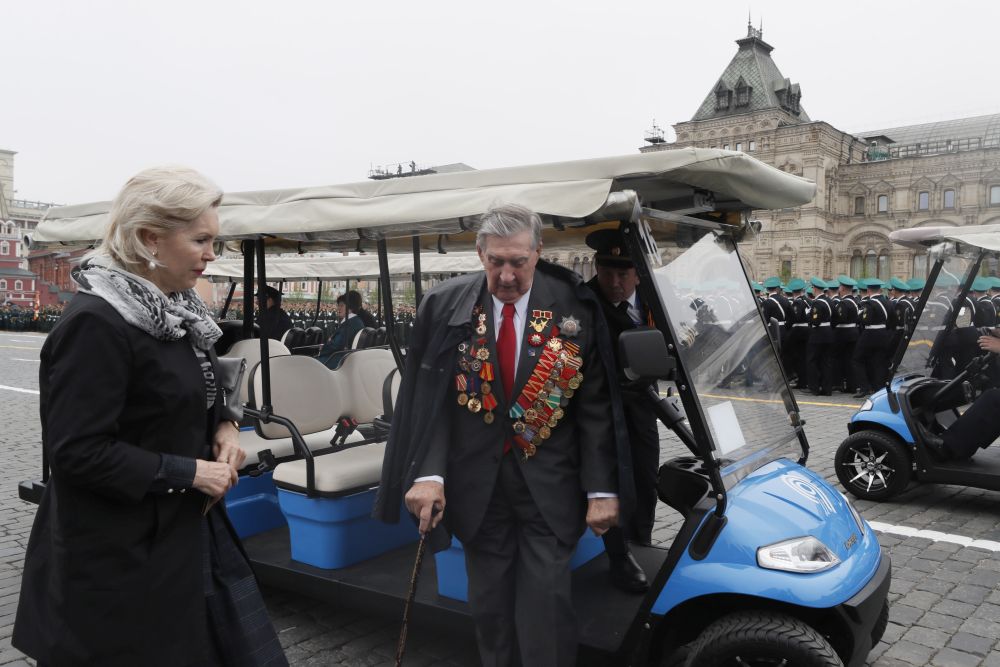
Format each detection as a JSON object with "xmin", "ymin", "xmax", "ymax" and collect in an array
[
  {"xmin": 835, "ymin": 430, "xmax": 912, "ymax": 501},
  {"xmin": 871, "ymin": 601, "xmax": 889, "ymax": 647},
  {"xmin": 685, "ymin": 611, "xmax": 842, "ymax": 667}
]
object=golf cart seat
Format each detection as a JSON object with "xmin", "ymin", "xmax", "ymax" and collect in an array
[
  {"xmin": 251, "ymin": 354, "xmax": 415, "ymax": 568},
  {"xmin": 214, "ymin": 320, "xmax": 259, "ymax": 356},
  {"xmin": 222, "ymin": 338, "xmax": 291, "ymax": 405},
  {"xmin": 334, "ymin": 348, "xmax": 399, "ymax": 423},
  {"xmin": 304, "ymin": 326, "xmax": 325, "ymax": 348},
  {"xmin": 280, "ymin": 327, "xmax": 306, "ymax": 353}
]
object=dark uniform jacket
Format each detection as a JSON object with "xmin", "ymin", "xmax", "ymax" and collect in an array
[
  {"xmin": 258, "ymin": 305, "xmax": 292, "ymax": 341},
  {"xmin": 14, "ymin": 294, "xmax": 217, "ymax": 666},
  {"xmin": 373, "ymin": 262, "xmax": 633, "ymax": 548}
]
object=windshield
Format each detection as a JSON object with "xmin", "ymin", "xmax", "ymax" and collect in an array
[
  {"xmin": 897, "ymin": 251, "xmax": 979, "ymax": 379},
  {"xmin": 650, "ymin": 227, "xmax": 804, "ymax": 487}
]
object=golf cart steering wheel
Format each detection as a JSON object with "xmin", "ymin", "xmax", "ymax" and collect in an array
[{"xmin": 929, "ymin": 351, "xmax": 996, "ymax": 407}]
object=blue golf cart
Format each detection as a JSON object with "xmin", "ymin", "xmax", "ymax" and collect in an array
[
  {"xmin": 25, "ymin": 150, "xmax": 889, "ymax": 666},
  {"xmin": 837, "ymin": 224, "xmax": 1000, "ymax": 501}
]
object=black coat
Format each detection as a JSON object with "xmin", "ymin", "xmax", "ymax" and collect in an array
[
  {"xmin": 258, "ymin": 305, "xmax": 292, "ymax": 341},
  {"xmin": 374, "ymin": 261, "xmax": 633, "ymax": 548},
  {"xmin": 14, "ymin": 293, "xmax": 216, "ymax": 666}
]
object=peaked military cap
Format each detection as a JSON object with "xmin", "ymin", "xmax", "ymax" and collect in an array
[
  {"xmin": 586, "ymin": 228, "xmax": 634, "ymax": 268},
  {"xmin": 907, "ymin": 278, "xmax": 926, "ymax": 291},
  {"xmin": 836, "ymin": 275, "xmax": 857, "ymax": 288},
  {"xmin": 889, "ymin": 277, "xmax": 909, "ymax": 291},
  {"xmin": 861, "ymin": 278, "xmax": 884, "ymax": 289},
  {"xmin": 809, "ymin": 276, "xmax": 827, "ymax": 289},
  {"xmin": 762, "ymin": 276, "xmax": 782, "ymax": 289},
  {"xmin": 787, "ymin": 278, "xmax": 806, "ymax": 292},
  {"xmin": 751, "ymin": 281, "xmax": 764, "ymax": 292},
  {"xmin": 972, "ymin": 277, "xmax": 992, "ymax": 292}
]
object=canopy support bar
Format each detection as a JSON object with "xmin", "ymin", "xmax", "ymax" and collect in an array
[
  {"xmin": 242, "ymin": 241, "xmax": 255, "ymax": 339},
  {"xmin": 377, "ymin": 239, "xmax": 404, "ymax": 370},
  {"xmin": 412, "ymin": 236, "xmax": 424, "ymax": 307},
  {"xmin": 255, "ymin": 239, "xmax": 273, "ymax": 412}
]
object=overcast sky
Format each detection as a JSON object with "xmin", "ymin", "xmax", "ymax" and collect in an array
[{"xmin": 4, "ymin": 0, "xmax": 999, "ymax": 205}]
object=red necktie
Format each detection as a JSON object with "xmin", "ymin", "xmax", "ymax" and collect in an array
[{"xmin": 497, "ymin": 303, "xmax": 516, "ymax": 401}]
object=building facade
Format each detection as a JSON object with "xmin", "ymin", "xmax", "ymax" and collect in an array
[
  {"xmin": 0, "ymin": 148, "xmax": 70, "ymax": 307},
  {"xmin": 641, "ymin": 24, "xmax": 1000, "ymax": 283}
]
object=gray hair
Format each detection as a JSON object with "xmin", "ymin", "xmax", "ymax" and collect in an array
[
  {"xmin": 475, "ymin": 203, "xmax": 543, "ymax": 251},
  {"xmin": 90, "ymin": 166, "xmax": 223, "ymax": 273}
]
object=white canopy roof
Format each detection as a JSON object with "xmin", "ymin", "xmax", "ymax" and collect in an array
[
  {"xmin": 890, "ymin": 224, "xmax": 1000, "ymax": 251},
  {"xmin": 31, "ymin": 148, "xmax": 815, "ymax": 248},
  {"xmin": 202, "ymin": 252, "xmax": 484, "ymax": 282}
]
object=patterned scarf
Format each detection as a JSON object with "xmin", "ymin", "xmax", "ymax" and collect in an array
[{"xmin": 72, "ymin": 258, "xmax": 222, "ymax": 351}]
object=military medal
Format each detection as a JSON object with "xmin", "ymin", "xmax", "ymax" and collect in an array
[
  {"xmin": 528, "ymin": 332, "xmax": 545, "ymax": 346},
  {"xmin": 558, "ymin": 315, "xmax": 581, "ymax": 338},
  {"xmin": 483, "ymin": 412, "xmax": 494, "ymax": 424},
  {"xmin": 457, "ymin": 393, "xmax": 469, "ymax": 406},
  {"xmin": 529, "ymin": 310, "xmax": 552, "ymax": 333},
  {"xmin": 467, "ymin": 397, "xmax": 482, "ymax": 413}
]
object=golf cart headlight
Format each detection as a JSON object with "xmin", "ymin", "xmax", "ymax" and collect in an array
[
  {"xmin": 859, "ymin": 399, "xmax": 873, "ymax": 412},
  {"xmin": 757, "ymin": 536, "xmax": 841, "ymax": 573}
]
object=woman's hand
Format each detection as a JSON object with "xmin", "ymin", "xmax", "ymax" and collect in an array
[
  {"xmin": 193, "ymin": 459, "xmax": 238, "ymax": 497},
  {"xmin": 213, "ymin": 421, "xmax": 247, "ymax": 471},
  {"xmin": 978, "ymin": 334, "xmax": 1000, "ymax": 354}
]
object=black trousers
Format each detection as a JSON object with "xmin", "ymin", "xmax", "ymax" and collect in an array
[
  {"xmin": 807, "ymin": 333, "xmax": 834, "ymax": 393},
  {"xmin": 464, "ymin": 454, "xmax": 577, "ymax": 667},
  {"xmin": 852, "ymin": 330, "xmax": 890, "ymax": 392},
  {"xmin": 943, "ymin": 388, "xmax": 1000, "ymax": 459}
]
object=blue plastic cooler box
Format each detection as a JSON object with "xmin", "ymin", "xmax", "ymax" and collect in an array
[
  {"xmin": 225, "ymin": 471, "xmax": 286, "ymax": 539},
  {"xmin": 277, "ymin": 487, "xmax": 420, "ymax": 569},
  {"xmin": 435, "ymin": 530, "xmax": 606, "ymax": 601}
]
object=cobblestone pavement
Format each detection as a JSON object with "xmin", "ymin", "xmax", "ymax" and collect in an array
[{"xmin": 4, "ymin": 330, "xmax": 1000, "ymax": 665}]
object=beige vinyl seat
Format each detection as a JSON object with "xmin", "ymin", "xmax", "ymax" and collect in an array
[
  {"xmin": 249, "ymin": 355, "xmax": 387, "ymax": 495},
  {"xmin": 333, "ymin": 348, "xmax": 400, "ymax": 423},
  {"xmin": 223, "ymin": 338, "xmax": 291, "ymax": 405}
]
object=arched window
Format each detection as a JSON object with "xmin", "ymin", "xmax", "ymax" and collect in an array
[
  {"xmin": 864, "ymin": 250, "xmax": 877, "ymax": 278},
  {"xmin": 850, "ymin": 250, "xmax": 863, "ymax": 278},
  {"xmin": 0, "ymin": 279, "xmax": 6, "ymax": 290},
  {"xmin": 14, "ymin": 280, "xmax": 23, "ymax": 291},
  {"xmin": 877, "ymin": 252, "xmax": 890, "ymax": 280},
  {"xmin": 0, "ymin": 241, "xmax": 8, "ymax": 256},
  {"xmin": 918, "ymin": 191, "xmax": 929, "ymax": 210},
  {"xmin": 912, "ymin": 254, "xmax": 928, "ymax": 280},
  {"xmin": 943, "ymin": 189, "xmax": 955, "ymax": 209}
]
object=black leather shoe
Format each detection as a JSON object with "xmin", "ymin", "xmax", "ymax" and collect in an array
[
  {"xmin": 852, "ymin": 390, "xmax": 869, "ymax": 399},
  {"xmin": 609, "ymin": 552, "xmax": 649, "ymax": 593},
  {"xmin": 917, "ymin": 424, "xmax": 950, "ymax": 461}
]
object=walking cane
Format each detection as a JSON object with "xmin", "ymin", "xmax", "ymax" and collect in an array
[{"xmin": 395, "ymin": 511, "xmax": 436, "ymax": 666}]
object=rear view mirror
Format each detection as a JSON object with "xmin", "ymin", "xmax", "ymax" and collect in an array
[{"xmin": 619, "ymin": 327, "xmax": 676, "ymax": 381}]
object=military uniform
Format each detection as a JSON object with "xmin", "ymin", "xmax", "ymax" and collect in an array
[
  {"xmin": 852, "ymin": 281, "xmax": 894, "ymax": 396},
  {"xmin": 785, "ymin": 280, "xmax": 810, "ymax": 388},
  {"xmin": 832, "ymin": 276, "xmax": 860, "ymax": 393},
  {"xmin": 806, "ymin": 278, "xmax": 834, "ymax": 395}
]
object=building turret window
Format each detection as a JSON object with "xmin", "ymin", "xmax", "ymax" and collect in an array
[
  {"xmin": 990, "ymin": 185, "xmax": 1000, "ymax": 206},
  {"xmin": 715, "ymin": 82, "xmax": 732, "ymax": 111},
  {"xmin": 877, "ymin": 194, "xmax": 889, "ymax": 213},
  {"xmin": 944, "ymin": 189, "xmax": 956, "ymax": 209},
  {"xmin": 735, "ymin": 77, "xmax": 752, "ymax": 107},
  {"xmin": 918, "ymin": 191, "xmax": 929, "ymax": 210},
  {"xmin": 854, "ymin": 197, "xmax": 865, "ymax": 215}
]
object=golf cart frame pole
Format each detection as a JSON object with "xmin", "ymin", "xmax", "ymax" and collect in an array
[
  {"xmin": 255, "ymin": 238, "xmax": 274, "ymax": 412},
  {"xmin": 887, "ymin": 257, "xmax": 945, "ymax": 398},
  {"xmin": 926, "ymin": 250, "xmax": 984, "ymax": 374},
  {"xmin": 377, "ymin": 238, "xmax": 404, "ymax": 369},
  {"xmin": 220, "ymin": 282, "xmax": 237, "ymax": 319},
  {"xmin": 242, "ymin": 240, "xmax": 255, "ymax": 339},
  {"xmin": 311, "ymin": 280, "xmax": 323, "ymax": 327},
  {"xmin": 412, "ymin": 236, "xmax": 424, "ymax": 306}
]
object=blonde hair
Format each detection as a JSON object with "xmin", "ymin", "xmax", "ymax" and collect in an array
[{"xmin": 93, "ymin": 166, "xmax": 223, "ymax": 272}]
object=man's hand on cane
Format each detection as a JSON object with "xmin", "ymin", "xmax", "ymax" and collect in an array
[
  {"xmin": 586, "ymin": 497, "xmax": 619, "ymax": 536},
  {"xmin": 405, "ymin": 481, "xmax": 445, "ymax": 535}
]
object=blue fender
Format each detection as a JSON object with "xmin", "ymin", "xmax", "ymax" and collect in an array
[
  {"xmin": 849, "ymin": 383, "xmax": 913, "ymax": 443},
  {"xmin": 651, "ymin": 459, "xmax": 882, "ymax": 615}
]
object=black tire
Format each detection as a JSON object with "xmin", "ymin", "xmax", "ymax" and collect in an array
[
  {"xmin": 870, "ymin": 601, "xmax": 889, "ymax": 647},
  {"xmin": 685, "ymin": 611, "xmax": 843, "ymax": 667},
  {"xmin": 835, "ymin": 430, "xmax": 912, "ymax": 501}
]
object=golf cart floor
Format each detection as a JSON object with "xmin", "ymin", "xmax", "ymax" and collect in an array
[
  {"xmin": 244, "ymin": 527, "xmax": 670, "ymax": 656},
  {"xmin": 920, "ymin": 444, "xmax": 1000, "ymax": 490}
]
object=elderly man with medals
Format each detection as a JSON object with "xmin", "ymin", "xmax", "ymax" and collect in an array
[{"xmin": 374, "ymin": 204, "xmax": 632, "ymax": 667}]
